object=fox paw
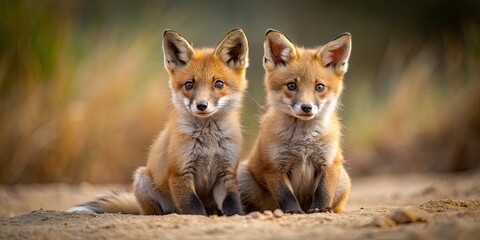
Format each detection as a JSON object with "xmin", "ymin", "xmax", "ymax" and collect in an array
[
  {"xmin": 307, "ymin": 207, "xmax": 334, "ymax": 214},
  {"xmin": 284, "ymin": 209, "xmax": 305, "ymax": 214},
  {"xmin": 222, "ymin": 192, "xmax": 244, "ymax": 216}
]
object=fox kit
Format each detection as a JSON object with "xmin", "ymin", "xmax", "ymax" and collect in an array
[
  {"xmin": 238, "ymin": 29, "xmax": 352, "ymax": 214},
  {"xmin": 70, "ymin": 29, "xmax": 249, "ymax": 216}
]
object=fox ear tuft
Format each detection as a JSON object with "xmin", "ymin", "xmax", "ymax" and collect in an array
[
  {"xmin": 263, "ymin": 29, "xmax": 296, "ymax": 70},
  {"xmin": 317, "ymin": 33, "xmax": 352, "ymax": 75},
  {"xmin": 163, "ymin": 30, "xmax": 195, "ymax": 71},
  {"xmin": 214, "ymin": 28, "xmax": 249, "ymax": 70}
]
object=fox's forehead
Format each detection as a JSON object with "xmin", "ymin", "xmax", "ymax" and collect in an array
[
  {"xmin": 266, "ymin": 46, "xmax": 342, "ymax": 91},
  {"xmin": 170, "ymin": 47, "xmax": 246, "ymax": 91},
  {"xmin": 193, "ymin": 48, "xmax": 216, "ymax": 60},
  {"xmin": 182, "ymin": 48, "xmax": 226, "ymax": 81},
  {"xmin": 286, "ymin": 48, "xmax": 335, "ymax": 83}
]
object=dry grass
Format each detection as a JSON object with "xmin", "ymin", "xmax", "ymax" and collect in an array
[
  {"xmin": 343, "ymin": 24, "xmax": 480, "ymax": 174},
  {"xmin": 0, "ymin": 1, "xmax": 171, "ymax": 183},
  {"xmin": 0, "ymin": 1, "xmax": 478, "ymax": 183}
]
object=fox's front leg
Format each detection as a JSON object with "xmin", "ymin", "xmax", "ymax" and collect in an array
[
  {"xmin": 213, "ymin": 171, "xmax": 243, "ymax": 216},
  {"xmin": 265, "ymin": 171, "xmax": 304, "ymax": 214},
  {"xmin": 169, "ymin": 173, "xmax": 207, "ymax": 215},
  {"xmin": 308, "ymin": 164, "xmax": 338, "ymax": 213}
]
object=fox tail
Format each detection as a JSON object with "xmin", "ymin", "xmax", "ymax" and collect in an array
[{"xmin": 68, "ymin": 190, "xmax": 140, "ymax": 214}]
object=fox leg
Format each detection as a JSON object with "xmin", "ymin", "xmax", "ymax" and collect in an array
[
  {"xmin": 133, "ymin": 167, "xmax": 177, "ymax": 215},
  {"xmin": 169, "ymin": 173, "xmax": 207, "ymax": 216},
  {"xmin": 264, "ymin": 171, "xmax": 304, "ymax": 214},
  {"xmin": 237, "ymin": 163, "xmax": 256, "ymax": 213},
  {"xmin": 332, "ymin": 165, "xmax": 351, "ymax": 213},
  {"xmin": 238, "ymin": 162, "xmax": 279, "ymax": 213},
  {"xmin": 213, "ymin": 171, "xmax": 243, "ymax": 216},
  {"xmin": 308, "ymin": 163, "xmax": 343, "ymax": 213},
  {"xmin": 238, "ymin": 162, "xmax": 261, "ymax": 213}
]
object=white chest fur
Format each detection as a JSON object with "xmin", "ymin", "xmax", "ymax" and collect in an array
[
  {"xmin": 267, "ymin": 116, "xmax": 338, "ymax": 196},
  {"xmin": 268, "ymin": 117, "xmax": 338, "ymax": 168},
  {"xmin": 178, "ymin": 116, "xmax": 240, "ymax": 193}
]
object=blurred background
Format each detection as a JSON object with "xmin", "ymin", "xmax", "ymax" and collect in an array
[{"xmin": 0, "ymin": 0, "xmax": 479, "ymax": 184}]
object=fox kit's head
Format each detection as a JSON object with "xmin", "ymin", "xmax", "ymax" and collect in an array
[
  {"xmin": 163, "ymin": 29, "xmax": 248, "ymax": 118},
  {"xmin": 263, "ymin": 29, "xmax": 351, "ymax": 121}
]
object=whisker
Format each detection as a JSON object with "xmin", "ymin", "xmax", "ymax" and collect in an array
[{"xmin": 246, "ymin": 93, "xmax": 264, "ymax": 110}]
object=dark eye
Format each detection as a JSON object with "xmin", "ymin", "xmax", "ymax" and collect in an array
[
  {"xmin": 214, "ymin": 80, "xmax": 224, "ymax": 89},
  {"xmin": 185, "ymin": 81, "xmax": 194, "ymax": 90},
  {"xmin": 287, "ymin": 82, "xmax": 297, "ymax": 91},
  {"xmin": 315, "ymin": 83, "xmax": 325, "ymax": 92}
]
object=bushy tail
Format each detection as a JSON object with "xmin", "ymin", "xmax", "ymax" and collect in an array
[{"xmin": 69, "ymin": 190, "xmax": 140, "ymax": 214}]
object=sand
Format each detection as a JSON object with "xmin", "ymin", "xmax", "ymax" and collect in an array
[{"xmin": 1, "ymin": 169, "xmax": 479, "ymax": 239}]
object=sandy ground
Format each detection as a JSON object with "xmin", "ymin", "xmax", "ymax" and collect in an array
[{"xmin": 1, "ymin": 169, "xmax": 479, "ymax": 240}]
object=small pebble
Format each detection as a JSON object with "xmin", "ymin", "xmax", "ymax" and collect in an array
[
  {"xmin": 369, "ymin": 215, "xmax": 396, "ymax": 228},
  {"xmin": 263, "ymin": 210, "xmax": 273, "ymax": 217},
  {"xmin": 247, "ymin": 211, "xmax": 262, "ymax": 219},
  {"xmin": 368, "ymin": 207, "xmax": 427, "ymax": 228},
  {"xmin": 389, "ymin": 207, "xmax": 418, "ymax": 224},
  {"xmin": 273, "ymin": 209, "xmax": 284, "ymax": 218}
]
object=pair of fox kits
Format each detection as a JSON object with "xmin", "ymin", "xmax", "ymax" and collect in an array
[{"xmin": 70, "ymin": 28, "xmax": 352, "ymax": 216}]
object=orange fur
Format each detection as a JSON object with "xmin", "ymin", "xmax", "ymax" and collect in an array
[
  {"xmin": 238, "ymin": 29, "xmax": 352, "ymax": 214},
  {"xmin": 70, "ymin": 29, "xmax": 248, "ymax": 216},
  {"xmin": 136, "ymin": 29, "xmax": 248, "ymax": 216}
]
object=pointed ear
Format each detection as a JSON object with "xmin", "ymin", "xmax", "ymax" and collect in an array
[
  {"xmin": 263, "ymin": 29, "xmax": 297, "ymax": 70},
  {"xmin": 214, "ymin": 28, "xmax": 249, "ymax": 70},
  {"xmin": 163, "ymin": 30, "xmax": 195, "ymax": 71},
  {"xmin": 317, "ymin": 33, "xmax": 352, "ymax": 75}
]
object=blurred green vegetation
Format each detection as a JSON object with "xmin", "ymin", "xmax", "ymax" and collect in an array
[{"xmin": 0, "ymin": 0, "xmax": 479, "ymax": 183}]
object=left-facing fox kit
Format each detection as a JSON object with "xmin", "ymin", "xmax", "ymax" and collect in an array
[
  {"xmin": 70, "ymin": 29, "xmax": 248, "ymax": 216},
  {"xmin": 70, "ymin": 28, "xmax": 352, "ymax": 216}
]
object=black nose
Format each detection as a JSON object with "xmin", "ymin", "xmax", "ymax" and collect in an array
[
  {"xmin": 196, "ymin": 100, "xmax": 208, "ymax": 111},
  {"xmin": 301, "ymin": 104, "xmax": 312, "ymax": 113}
]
